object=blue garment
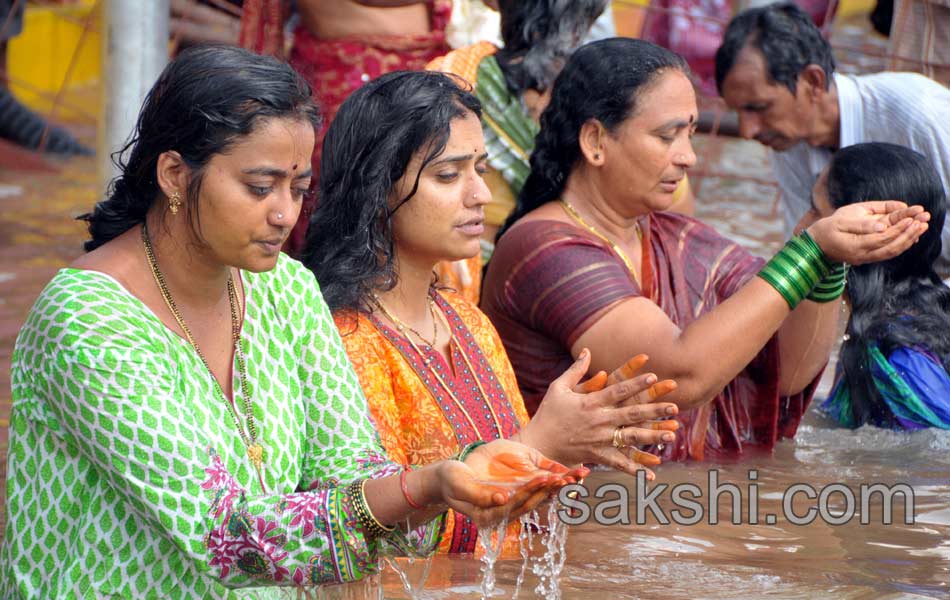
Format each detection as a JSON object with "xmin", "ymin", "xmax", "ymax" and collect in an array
[{"xmin": 822, "ymin": 345, "xmax": 950, "ymax": 430}]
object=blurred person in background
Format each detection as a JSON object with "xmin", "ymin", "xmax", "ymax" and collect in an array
[
  {"xmin": 0, "ymin": 0, "xmax": 90, "ymax": 155},
  {"xmin": 716, "ymin": 2, "xmax": 950, "ymax": 279}
]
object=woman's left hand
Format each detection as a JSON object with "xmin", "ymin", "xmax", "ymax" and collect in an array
[
  {"xmin": 515, "ymin": 350, "xmax": 680, "ymax": 479},
  {"xmin": 438, "ymin": 439, "xmax": 588, "ymax": 528},
  {"xmin": 807, "ymin": 201, "xmax": 930, "ymax": 264}
]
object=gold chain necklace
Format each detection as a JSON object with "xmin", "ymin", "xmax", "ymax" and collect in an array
[
  {"xmin": 373, "ymin": 291, "xmax": 504, "ymax": 439},
  {"xmin": 141, "ymin": 224, "xmax": 265, "ymax": 481},
  {"xmin": 372, "ymin": 292, "xmax": 439, "ymax": 348},
  {"xmin": 559, "ymin": 199, "xmax": 641, "ymax": 284}
]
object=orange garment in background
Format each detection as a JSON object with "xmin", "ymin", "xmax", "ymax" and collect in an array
[{"xmin": 334, "ymin": 291, "xmax": 529, "ymax": 555}]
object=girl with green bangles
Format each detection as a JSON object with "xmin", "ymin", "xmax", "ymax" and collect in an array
[{"xmin": 1, "ymin": 46, "xmax": 584, "ymax": 599}]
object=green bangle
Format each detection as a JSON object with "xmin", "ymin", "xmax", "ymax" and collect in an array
[
  {"xmin": 807, "ymin": 262, "xmax": 849, "ymax": 302},
  {"xmin": 458, "ymin": 441, "xmax": 487, "ymax": 463},
  {"xmin": 758, "ymin": 231, "xmax": 836, "ymax": 310}
]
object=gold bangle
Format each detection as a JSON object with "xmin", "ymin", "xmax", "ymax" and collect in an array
[
  {"xmin": 360, "ymin": 478, "xmax": 395, "ymax": 534},
  {"xmin": 347, "ymin": 479, "xmax": 394, "ymax": 539}
]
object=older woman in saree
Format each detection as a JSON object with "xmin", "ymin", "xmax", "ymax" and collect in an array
[
  {"xmin": 305, "ymin": 70, "xmax": 681, "ymax": 554},
  {"xmin": 481, "ymin": 39, "xmax": 931, "ymax": 462},
  {"xmin": 427, "ymin": 0, "xmax": 695, "ymax": 300},
  {"xmin": 0, "ymin": 47, "xmax": 580, "ymax": 599}
]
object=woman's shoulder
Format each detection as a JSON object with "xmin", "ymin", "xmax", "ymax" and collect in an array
[
  {"xmin": 495, "ymin": 217, "xmax": 606, "ymax": 254},
  {"xmin": 26, "ymin": 268, "xmax": 152, "ymax": 336},
  {"xmin": 14, "ymin": 269, "xmax": 168, "ymax": 376}
]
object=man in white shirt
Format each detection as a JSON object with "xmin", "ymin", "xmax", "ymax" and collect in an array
[{"xmin": 714, "ymin": 2, "xmax": 950, "ymax": 277}]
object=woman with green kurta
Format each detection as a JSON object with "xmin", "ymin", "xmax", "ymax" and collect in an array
[{"xmin": 0, "ymin": 46, "xmax": 582, "ymax": 599}]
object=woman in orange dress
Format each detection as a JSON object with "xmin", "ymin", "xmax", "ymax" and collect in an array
[{"xmin": 305, "ymin": 70, "xmax": 682, "ymax": 553}]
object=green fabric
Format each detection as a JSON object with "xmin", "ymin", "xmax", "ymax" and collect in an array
[
  {"xmin": 475, "ymin": 55, "xmax": 538, "ymax": 197},
  {"xmin": 827, "ymin": 345, "xmax": 948, "ymax": 428},
  {"xmin": 1, "ymin": 255, "xmax": 443, "ymax": 599}
]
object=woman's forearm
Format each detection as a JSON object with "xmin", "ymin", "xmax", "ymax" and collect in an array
[
  {"xmin": 776, "ymin": 299, "xmax": 841, "ymax": 395},
  {"xmin": 363, "ymin": 464, "xmax": 446, "ymax": 531}
]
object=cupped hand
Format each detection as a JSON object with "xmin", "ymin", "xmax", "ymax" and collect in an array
[
  {"xmin": 438, "ymin": 439, "xmax": 587, "ymax": 528},
  {"xmin": 807, "ymin": 201, "xmax": 930, "ymax": 264},
  {"xmin": 519, "ymin": 350, "xmax": 679, "ymax": 480}
]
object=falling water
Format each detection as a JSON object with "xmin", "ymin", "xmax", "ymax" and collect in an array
[
  {"xmin": 477, "ymin": 515, "xmax": 509, "ymax": 598},
  {"xmin": 380, "ymin": 553, "xmax": 434, "ymax": 600},
  {"xmin": 529, "ymin": 502, "xmax": 570, "ymax": 600}
]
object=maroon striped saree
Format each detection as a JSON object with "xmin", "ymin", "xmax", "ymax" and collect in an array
[{"xmin": 481, "ymin": 211, "xmax": 818, "ymax": 461}]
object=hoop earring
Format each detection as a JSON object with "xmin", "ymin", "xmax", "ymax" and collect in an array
[{"xmin": 168, "ymin": 192, "xmax": 182, "ymax": 215}]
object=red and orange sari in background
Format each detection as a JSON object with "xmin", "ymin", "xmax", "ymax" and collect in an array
[
  {"xmin": 240, "ymin": 0, "xmax": 452, "ymax": 254},
  {"xmin": 481, "ymin": 211, "xmax": 819, "ymax": 462},
  {"xmin": 334, "ymin": 291, "xmax": 529, "ymax": 554}
]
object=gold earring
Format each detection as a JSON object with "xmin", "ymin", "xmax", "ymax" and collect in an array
[
  {"xmin": 168, "ymin": 192, "xmax": 182, "ymax": 215},
  {"xmin": 594, "ymin": 152, "xmax": 601, "ymax": 160}
]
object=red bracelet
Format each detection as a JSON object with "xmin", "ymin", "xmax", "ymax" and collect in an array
[{"xmin": 400, "ymin": 468, "xmax": 424, "ymax": 510}]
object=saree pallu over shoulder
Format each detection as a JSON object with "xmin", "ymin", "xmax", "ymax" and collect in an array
[
  {"xmin": 482, "ymin": 212, "xmax": 818, "ymax": 462},
  {"xmin": 334, "ymin": 292, "xmax": 529, "ymax": 554}
]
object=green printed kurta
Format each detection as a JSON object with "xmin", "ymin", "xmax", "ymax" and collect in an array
[{"xmin": 1, "ymin": 255, "xmax": 443, "ymax": 599}]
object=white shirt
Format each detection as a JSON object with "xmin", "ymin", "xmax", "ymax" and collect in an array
[{"xmin": 770, "ymin": 71, "xmax": 950, "ymax": 275}]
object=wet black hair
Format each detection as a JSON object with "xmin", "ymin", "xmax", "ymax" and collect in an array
[
  {"xmin": 500, "ymin": 37, "xmax": 688, "ymax": 238},
  {"xmin": 303, "ymin": 70, "xmax": 482, "ymax": 314},
  {"xmin": 80, "ymin": 45, "xmax": 319, "ymax": 251},
  {"xmin": 495, "ymin": 0, "xmax": 607, "ymax": 95},
  {"xmin": 714, "ymin": 2, "xmax": 835, "ymax": 96},
  {"xmin": 828, "ymin": 143, "xmax": 950, "ymax": 427}
]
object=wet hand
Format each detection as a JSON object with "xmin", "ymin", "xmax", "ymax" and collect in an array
[
  {"xmin": 808, "ymin": 201, "xmax": 930, "ymax": 264},
  {"xmin": 438, "ymin": 439, "xmax": 587, "ymax": 528},
  {"xmin": 522, "ymin": 350, "xmax": 679, "ymax": 479}
]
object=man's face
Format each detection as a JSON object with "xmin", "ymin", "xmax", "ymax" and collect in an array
[{"xmin": 721, "ymin": 45, "xmax": 816, "ymax": 152}]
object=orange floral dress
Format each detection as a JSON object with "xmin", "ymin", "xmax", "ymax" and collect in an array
[{"xmin": 334, "ymin": 290, "xmax": 530, "ymax": 554}]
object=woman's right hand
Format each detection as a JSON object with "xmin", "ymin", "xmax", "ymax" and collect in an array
[
  {"xmin": 436, "ymin": 439, "xmax": 587, "ymax": 528},
  {"xmin": 515, "ymin": 350, "xmax": 679, "ymax": 479},
  {"xmin": 807, "ymin": 201, "xmax": 930, "ymax": 265}
]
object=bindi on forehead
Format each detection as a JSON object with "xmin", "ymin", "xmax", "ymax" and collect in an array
[{"xmin": 292, "ymin": 163, "xmax": 298, "ymax": 171}]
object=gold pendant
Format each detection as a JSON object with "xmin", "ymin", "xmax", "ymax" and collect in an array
[{"xmin": 247, "ymin": 443, "xmax": 265, "ymax": 469}]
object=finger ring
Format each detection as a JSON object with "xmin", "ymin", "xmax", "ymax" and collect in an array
[{"xmin": 612, "ymin": 426, "xmax": 625, "ymax": 449}]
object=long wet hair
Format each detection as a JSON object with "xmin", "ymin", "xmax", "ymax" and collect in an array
[
  {"xmin": 80, "ymin": 45, "xmax": 318, "ymax": 251},
  {"xmin": 495, "ymin": 0, "xmax": 608, "ymax": 95},
  {"xmin": 500, "ymin": 38, "xmax": 688, "ymax": 238},
  {"xmin": 303, "ymin": 71, "xmax": 481, "ymax": 314},
  {"xmin": 830, "ymin": 143, "xmax": 950, "ymax": 426}
]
